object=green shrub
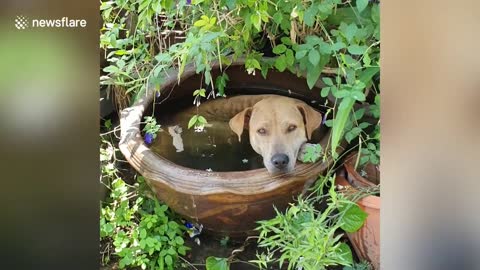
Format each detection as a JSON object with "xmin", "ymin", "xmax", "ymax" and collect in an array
[
  {"xmin": 100, "ymin": 175, "xmax": 189, "ymax": 270},
  {"xmin": 252, "ymin": 176, "xmax": 368, "ymax": 270}
]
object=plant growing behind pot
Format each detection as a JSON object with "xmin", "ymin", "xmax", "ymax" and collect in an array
[
  {"xmin": 250, "ymin": 175, "xmax": 368, "ymax": 270},
  {"xmin": 336, "ymin": 150, "xmax": 380, "ymax": 270}
]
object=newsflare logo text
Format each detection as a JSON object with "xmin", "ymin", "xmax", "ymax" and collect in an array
[{"xmin": 15, "ymin": 15, "xmax": 87, "ymax": 30}]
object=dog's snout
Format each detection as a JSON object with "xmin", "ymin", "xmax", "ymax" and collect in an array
[{"xmin": 271, "ymin": 154, "xmax": 289, "ymax": 169}]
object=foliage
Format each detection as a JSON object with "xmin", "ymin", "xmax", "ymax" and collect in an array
[
  {"xmin": 142, "ymin": 116, "xmax": 162, "ymax": 144},
  {"xmin": 252, "ymin": 176, "xmax": 367, "ymax": 270},
  {"xmin": 100, "ymin": 176, "xmax": 189, "ymax": 270},
  {"xmin": 299, "ymin": 143, "xmax": 323, "ymax": 163},
  {"xmin": 100, "ymin": 126, "xmax": 189, "ymax": 270}
]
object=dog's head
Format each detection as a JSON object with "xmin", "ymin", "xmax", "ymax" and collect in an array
[{"xmin": 229, "ymin": 96, "xmax": 322, "ymax": 174}]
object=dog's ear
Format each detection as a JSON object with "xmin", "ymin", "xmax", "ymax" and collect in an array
[
  {"xmin": 229, "ymin": 107, "xmax": 252, "ymax": 142},
  {"xmin": 296, "ymin": 103, "xmax": 322, "ymax": 140}
]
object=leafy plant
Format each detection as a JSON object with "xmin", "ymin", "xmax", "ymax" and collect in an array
[
  {"xmin": 101, "ymin": 174, "xmax": 189, "ymax": 270},
  {"xmin": 299, "ymin": 143, "xmax": 323, "ymax": 163},
  {"xmin": 252, "ymin": 176, "xmax": 367, "ymax": 270},
  {"xmin": 142, "ymin": 116, "xmax": 162, "ymax": 144}
]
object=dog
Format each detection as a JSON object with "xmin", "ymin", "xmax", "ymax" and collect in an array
[
  {"xmin": 229, "ymin": 95, "xmax": 322, "ymax": 174},
  {"xmin": 151, "ymin": 95, "xmax": 322, "ymax": 174}
]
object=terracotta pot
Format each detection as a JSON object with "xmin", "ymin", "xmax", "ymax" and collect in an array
[
  {"xmin": 119, "ymin": 59, "xmax": 346, "ymax": 236},
  {"xmin": 337, "ymin": 153, "xmax": 380, "ymax": 269}
]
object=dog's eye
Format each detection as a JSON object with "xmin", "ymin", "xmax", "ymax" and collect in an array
[
  {"xmin": 257, "ymin": 128, "xmax": 267, "ymax": 135},
  {"xmin": 287, "ymin": 125, "xmax": 297, "ymax": 132}
]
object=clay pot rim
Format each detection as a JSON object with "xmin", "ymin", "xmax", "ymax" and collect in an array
[
  {"xmin": 119, "ymin": 58, "xmax": 343, "ymax": 195},
  {"xmin": 335, "ymin": 175, "xmax": 381, "ymax": 209},
  {"xmin": 344, "ymin": 151, "xmax": 380, "ymax": 188}
]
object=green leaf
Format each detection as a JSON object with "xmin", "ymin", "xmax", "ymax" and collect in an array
[
  {"xmin": 188, "ymin": 115, "xmax": 198, "ymax": 129},
  {"xmin": 321, "ymin": 87, "xmax": 330, "ymax": 97},
  {"xmin": 318, "ymin": 41, "xmax": 332, "ymax": 54},
  {"xmin": 338, "ymin": 243, "xmax": 354, "ymax": 264},
  {"xmin": 358, "ymin": 67, "xmax": 380, "ymax": 85},
  {"xmin": 177, "ymin": 246, "xmax": 187, "ymax": 256},
  {"xmin": 306, "ymin": 64, "xmax": 322, "ymax": 89},
  {"xmin": 104, "ymin": 119, "xmax": 112, "ymax": 129},
  {"xmin": 197, "ymin": 115, "xmax": 208, "ymax": 125},
  {"xmin": 306, "ymin": 54, "xmax": 329, "ymax": 89},
  {"xmin": 322, "ymin": 77, "xmax": 334, "ymax": 86},
  {"xmin": 356, "ymin": 0, "xmax": 368, "ymax": 13},
  {"xmin": 371, "ymin": 4, "xmax": 380, "ymax": 23},
  {"xmin": 363, "ymin": 53, "xmax": 371, "ymax": 66},
  {"xmin": 274, "ymin": 55, "xmax": 287, "ymax": 72},
  {"xmin": 331, "ymin": 41, "xmax": 346, "ymax": 51},
  {"xmin": 272, "ymin": 44, "xmax": 287, "ymax": 54},
  {"xmin": 103, "ymin": 65, "xmax": 120, "ymax": 74},
  {"xmin": 295, "ymin": 50, "xmax": 307, "ymax": 60},
  {"xmin": 339, "ymin": 203, "xmax": 368, "ymax": 233},
  {"xmin": 273, "ymin": 12, "xmax": 283, "ymax": 24},
  {"xmin": 331, "ymin": 97, "xmax": 355, "ymax": 156},
  {"xmin": 206, "ymin": 257, "xmax": 229, "ymax": 270},
  {"xmin": 251, "ymin": 13, "xmax": 261, "ymax": 31},
  {"xmin": 280, "ymin": 37, "xmax": 292, "ymax": 45},
  {"xmin": 345, "ymin": 23, "xmax": 358, "ymax": 43},
  {"xmin": 347, "ymin": 44, "xmax": 368, "ymax": 55},
  {"xmin": 225, "ymin": 0, "xmax": 236, "ymax": 10},
  {"xmin": 215, "ymin": 73, "xmax": 229, "ymax": 96},
  {"xmin": 351, "ymin": 91, "xmax": 366, "ymax": 101},
  {"xmin": 285, "ymin": 49, "xmax": 295, "ymax": 66},
  {"xmin": 308, "ymin": 49, "xmax": 320, "ymax": 66},
  {"xmin": 194, "ymin": 17, "xmax": 208, "ymax": 27},
  {"xmin": 304, "ymin": 5, "xmax": 318, "ymax": 27},
  {"xmin": 164, "ymin": 255, "xmax": 173, "ymax": 266},
  {"xmin": 334, "ymin": 90, "xmax": 350, "ymax": 99},
  {"xmin": 175, "ymin": 236, "xmax": 184, "ymax": 245}
]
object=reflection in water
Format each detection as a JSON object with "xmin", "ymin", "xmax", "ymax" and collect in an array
[{"xmin": 149, "ymin": 110, "xmax": 264, "ymax": 172}]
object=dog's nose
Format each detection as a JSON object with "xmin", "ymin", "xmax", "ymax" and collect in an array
[{"xmin": 271, "ymin": 154, "xmax": 289, "ymax": 169}]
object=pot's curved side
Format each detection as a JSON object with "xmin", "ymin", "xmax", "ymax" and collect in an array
[
  {"xmin": 336, "ymin": 174, "xmax": 380, "ymax": 269},
  {"xmin": 146, "ymin": 173, "xmax": 316, "ymax": 235}
]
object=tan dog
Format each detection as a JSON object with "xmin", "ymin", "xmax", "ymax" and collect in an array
[{"xmin": 229, "ymin": 95, "xmax": 322, "ymax": 174}]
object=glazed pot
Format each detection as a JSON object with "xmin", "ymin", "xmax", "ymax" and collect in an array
[
  {"xmin": 119, "ymin": 59, "xmax": 346, "ymax": 236},
  {"xmin": 337, "ymin": 152, "xmax": 380, "ymax": 269}
]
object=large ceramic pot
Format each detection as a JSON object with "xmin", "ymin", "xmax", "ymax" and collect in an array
[
  {"xmin": 337, "ymin": 152, "xmax": 380, "ymax": 269},
  {"xmin": 119, "ymin": 59, "xmax": 346, "ymax": 236}
]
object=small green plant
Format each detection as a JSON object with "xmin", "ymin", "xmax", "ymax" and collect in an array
[
  {"xmin": 252, "ymin": 176, "xmax": 367, "ymax": 270},
  {"xmin": 100, "ymin": 176, "xmax": 189, "ymax": 270},
  {"xmin": 299, "ymin": 143, "xmax": 323, "ymax": 163},
  {"xmin": 142, "ymin": 116, "xmax": 162, "ymax": 144}
]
